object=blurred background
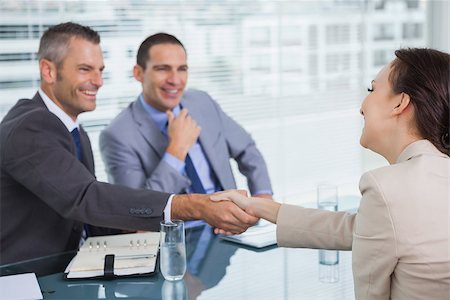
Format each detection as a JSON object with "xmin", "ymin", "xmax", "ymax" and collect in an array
[{"xmin": 0, "ymin": 0, "xmax": 448, "ymax": 205}]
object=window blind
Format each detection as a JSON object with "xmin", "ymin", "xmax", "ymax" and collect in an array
[{"xmin": 0, "ymin": 0, "xmax": 430, "ymax": 204}]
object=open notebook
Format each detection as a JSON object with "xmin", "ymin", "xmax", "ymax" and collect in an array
[
  {"xmin": 65, "ymin": 232, "xmax": 159, "ymax": 279},
  {"xmin": 220, "ymin": 220, "xmax": 277, "ymax": 248}
]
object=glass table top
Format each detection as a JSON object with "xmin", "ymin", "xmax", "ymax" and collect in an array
[
  {"xmin": 1, "ymin": 224, "xmax": 355, "ymax": 300},
  {"xmin": 1, "ymin": 197, "xmax": 360, "ymax": 299}
]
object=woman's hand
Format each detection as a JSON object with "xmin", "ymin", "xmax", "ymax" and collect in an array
[
  {"xmin": 210, "ymin": 190, "xmax": 252, "ymax": 211},
  {"xmin": 210, "ymin": 190, "xmax": 258, "ymax": 235},
  {"xmin": 211, "ymin": 190, "xmax": 281, "ymax": 227}
]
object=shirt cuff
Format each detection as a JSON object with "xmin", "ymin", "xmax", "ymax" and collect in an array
[
  {"xmin": 252, "ymin": 190, "xmax": 273, "ymax": 196},
  {"xmin": 163, "ymin": 152, "xmax": 186, "ymax": 174},
  {"xmin": 164, "ymin": 194, "xmax": 175, "ymax": 222}
]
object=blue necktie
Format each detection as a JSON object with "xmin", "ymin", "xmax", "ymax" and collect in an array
[
  {"xmin": 71, "ymin": 128, "xmax": 90, "ymax": 238},
  {"xmin": 185, "ymin": 154, "xmax": 206, "ymax": 194},
  {"xmin": 70, "ymin": 128, "xmax": 82, "ymax": 161},
  {"xmin": 163, "ymin": 122, "xmax": 205, "ymax": 194}
]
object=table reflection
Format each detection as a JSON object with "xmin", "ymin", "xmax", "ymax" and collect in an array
[
  {"xmin": 0, "ymin": 223, "xmax": 240, "ymax": 299},
  {"xmin": 0, "ymin": 218, "xmax": 356, "ymax": 299}
]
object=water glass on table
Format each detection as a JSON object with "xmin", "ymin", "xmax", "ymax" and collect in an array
[
  {"xmin": 317, "ymin": 184, "xmax": 339, "ymax": 283},
  {"xmin": 160, "ymin": 220, "xmax": 187, "ymax": 281}
]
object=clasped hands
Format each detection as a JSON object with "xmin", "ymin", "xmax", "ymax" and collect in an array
[{"xmin": 208, "ymin": 190, "xmax": 264, "ymax": 235}]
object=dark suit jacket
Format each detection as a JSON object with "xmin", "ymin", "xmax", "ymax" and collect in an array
[{"xmin": 0, "ymin": 93, "xmax": 170, "ymax": 264}]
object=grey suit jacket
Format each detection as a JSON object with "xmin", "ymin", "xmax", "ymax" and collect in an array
[
  {"xmin": 0, "ymin": 93, "xmax": 170, "ymax": 264},
  {"xmin": 276, "ymin": 140, "xmax": 450, "ymax": 299},
  {"xmin": 99, "ymin": 89, "xmax": 272, "ymax": 194}
]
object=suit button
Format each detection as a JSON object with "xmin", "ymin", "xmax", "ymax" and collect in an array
[{"xmin": 145, "ymin": 208, "xmax": 152, "ymax": 215}]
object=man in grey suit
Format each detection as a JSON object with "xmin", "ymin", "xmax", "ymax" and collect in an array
[
  {"xmin": 100, "ymin": 33, "xmax": 273, "ymax": 201},
  {"xmin": 0, "ymin": 23, "xmax": 257, "ymax": 264}
]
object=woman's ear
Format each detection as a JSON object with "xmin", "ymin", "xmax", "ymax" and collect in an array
[{"xmin": 392, "ymin": 92, "xmax": 411, "ymax": 116}]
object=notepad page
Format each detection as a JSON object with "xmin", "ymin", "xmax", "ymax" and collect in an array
[
  {"xmin": 66, "ymin": 231, "xmax": 159, "ymax": 278},
  {"xmin": 220, "ymin": 220, "xmax": 277, "ymax": 248}
]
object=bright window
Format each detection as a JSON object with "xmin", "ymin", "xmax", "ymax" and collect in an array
[{"xmin": 0, "ymin": 0, "xmax": 443, "ymax": 205}]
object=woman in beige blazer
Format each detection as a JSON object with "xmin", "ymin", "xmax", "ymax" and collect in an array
[{"xmin": 212, "ymin": 48, "xmax": 450, "ymax": 300}]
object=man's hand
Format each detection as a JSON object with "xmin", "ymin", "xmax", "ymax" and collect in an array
[
  {"xmin": 171, "ymin": 193, "xmax": 258, "ymax": 235},
  {"xmin": 201, "ymin": 198, "xmax": 258, "ymax": 234},
  {"xmin": 209, "ymin": 190, "xmax": 256, "ymax": 235},
  {"xmin": 166, "ymin": 108, "xmax": 201, "ymax": 161}
]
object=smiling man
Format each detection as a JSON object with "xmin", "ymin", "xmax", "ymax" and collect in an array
[
  {"xmin": 99, "ymin": 33, "xmax": 273, "ymax": 207},
  {"xmin": 0, "ymin": 23, "xmax": 258, "ymax": 264},
  {"xmin": 41, "ymin": 35, "xmax": 103, "ymax": 119}
]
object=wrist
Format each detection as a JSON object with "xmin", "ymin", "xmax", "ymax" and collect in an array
[
  {"xmin": 253, "ymin": 193, "xmax": 273, "ymax": 200},
  {"xmin": 166, "ymin": 143, "xmax": 189, "ymax": 161},
  {"xmin": 190, "ymin": 194, "xmax": 208, "ymax": 220},
  {"xmin": 250, "ymin": 197, "xmax": 280, "ymax": 224},
  {"xmin": 246, "ymin": 199, "xmax": 259, "ymax": 217},
  {"xmin": 171, "ymin": 194, "xmax": 207, "ymax": 220}
]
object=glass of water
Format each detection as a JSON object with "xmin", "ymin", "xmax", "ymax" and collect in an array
[
  {"xmin": 317, "ymin": 184, "xmax": 339, "ymax": 283},
  {"xmin": 160, "ymin": 220, "xmax": 186, "ymax": 281}
]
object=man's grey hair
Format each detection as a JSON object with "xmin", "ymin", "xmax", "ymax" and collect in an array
[{"xmin": 38, "ymin": 22, "xmax": 100, "ymax": 68}]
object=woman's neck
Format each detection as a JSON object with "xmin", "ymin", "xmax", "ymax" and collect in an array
[{"xmin": 383, "ymin": 134, "xmax": 422, "ymax": 164}]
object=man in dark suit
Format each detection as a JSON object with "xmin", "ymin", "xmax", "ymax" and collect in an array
[{"xmin": 0, "ymin": 22, "xmax": 257, "ymax": 265}]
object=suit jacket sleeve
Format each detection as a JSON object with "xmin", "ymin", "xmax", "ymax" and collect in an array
[
  {"xmin": 352, "ymin": 172, "xmax": 397, "ymax": 300},
  {"xmin": 276, "ymin": 172, "xmax": 397, "ymax": 299},
  {"xmin": 99, "ymin": 125, "xmax": 190, "ymax": 193},
  {"xmin": 3, "ymin": 110, "xmax": 170, "ymax": 232},
  {"xmin": 209, "ymin": 97, "xmax": 273, "ymax": 194},
  {"xmin": 276, "ymin": 204, "xmax": 354, "ymax": 250}
]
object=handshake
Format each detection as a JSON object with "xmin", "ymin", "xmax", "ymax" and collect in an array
[{"xmin": 199, "ymin": 190, "xmax": 279, "ymax": 235}]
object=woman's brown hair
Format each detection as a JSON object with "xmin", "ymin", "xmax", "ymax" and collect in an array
[{"xmin": 389, "ymin": 48, "xmax": 449, "ymax": 155}]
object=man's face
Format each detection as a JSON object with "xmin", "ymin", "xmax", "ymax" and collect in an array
[
  {"xmin": 51, "ymin": 37, "xmax": 104, "ymax": 120},
  {"xmin": 136, "ymin": 43, "xmax": 188, "ymax": 112}
]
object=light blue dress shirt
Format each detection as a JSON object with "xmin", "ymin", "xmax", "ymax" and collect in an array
[{"xmin": 139, "ymin": 95, "xmax": 220, "ymax": 194}]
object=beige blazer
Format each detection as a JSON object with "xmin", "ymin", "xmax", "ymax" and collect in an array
[{"xmin": 276, "ymin": 140, "xmax": 450, "ymax": 300}]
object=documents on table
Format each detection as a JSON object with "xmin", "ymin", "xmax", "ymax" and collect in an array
[
  {"xmin": 0, "ymin": 272, "xmax": 43, "ymax": 300},
  {"xmin": 220, "ymin": 220, "xmax": 277, "ymax": 248},
  {"xmin": 65, "ymin": 232, "xmax": 160, "ymax": 279}
]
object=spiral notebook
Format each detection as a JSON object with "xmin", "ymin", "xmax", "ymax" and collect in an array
[{"xmin": 64, "ymin": 232, "xmax": 160, "ymax": 279}]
